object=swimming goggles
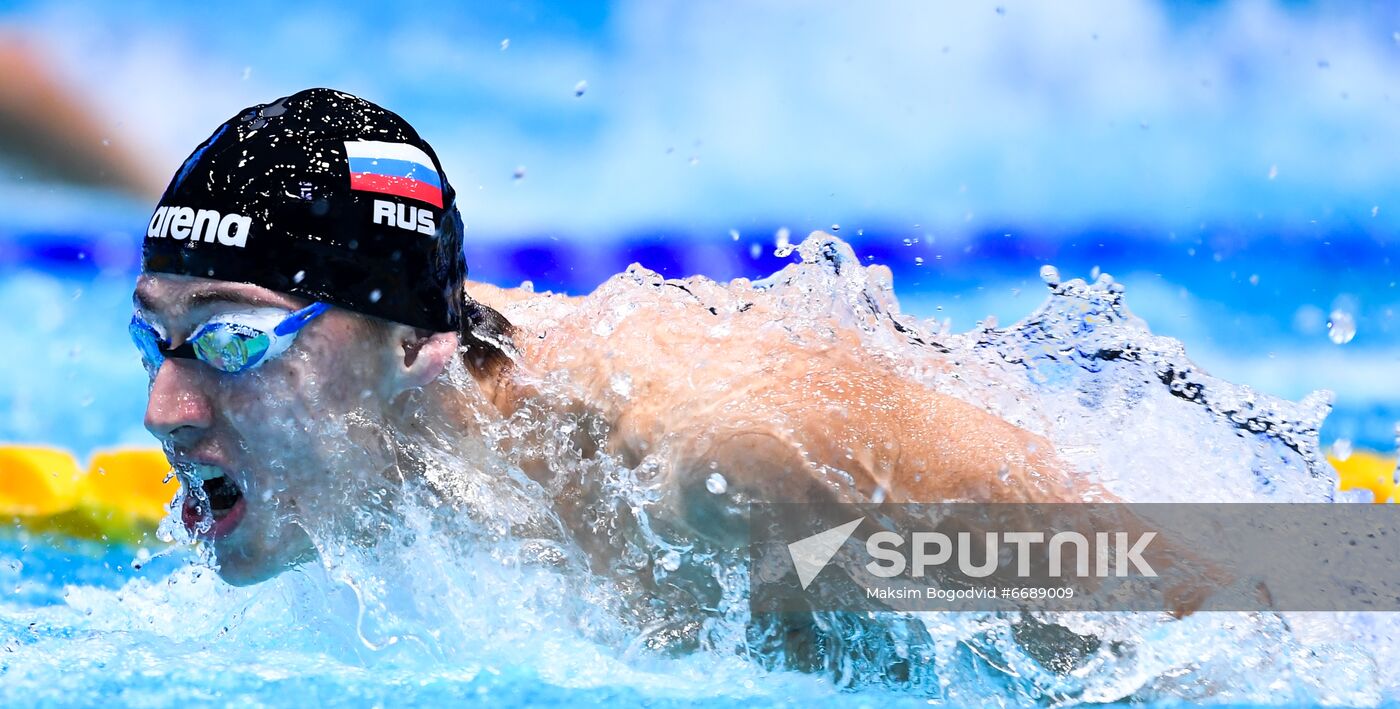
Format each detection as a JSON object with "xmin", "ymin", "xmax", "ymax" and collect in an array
[{"xmin": 130, "ymin": 302, "xmax": 330, "ymax": 374}]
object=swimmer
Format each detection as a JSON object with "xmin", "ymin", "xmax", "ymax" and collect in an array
[{"xmin": 130, "ymin": 89, "xmax": 1161, "ymax": 600}]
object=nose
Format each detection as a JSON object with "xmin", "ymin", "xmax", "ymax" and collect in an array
[{"xmin": 144, "ymin": 360, "xmax": 214, "ymax": 446}]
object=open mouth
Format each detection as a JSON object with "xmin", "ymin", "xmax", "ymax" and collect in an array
[{"xmin": 180, "ymin": 464, "xmax": 247, "ymax": 541}]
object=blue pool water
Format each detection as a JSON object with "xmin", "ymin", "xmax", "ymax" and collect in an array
[
  {"xmin": 5, "ymin": 0, "xmax": 1399, "ymax": 700},
  {"xmin": 3, "ymin": 221, "xmax": 1395, "ymax": 455},
  {"xmin": 2, "ymin": 222, "xmax": 1397, "ymax": 706}
]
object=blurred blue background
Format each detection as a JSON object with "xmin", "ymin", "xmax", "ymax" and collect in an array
[{"xmin": 0, "ymin": 0, "xmax": 1395, "ymax": 453}]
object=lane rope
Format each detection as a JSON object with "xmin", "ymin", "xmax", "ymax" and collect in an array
[{"xmin": 1, "ymin": 444, "xmax": 1395, "ymax": 543}]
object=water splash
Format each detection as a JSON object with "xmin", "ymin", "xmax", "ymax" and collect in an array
[
  {"xmin": 1329, "ymin": 310, "xmax": 1357, "ymax": 345},
  {"xmin": 3, "ymin": 233, "xmax": 1389, "ymax": 705}
]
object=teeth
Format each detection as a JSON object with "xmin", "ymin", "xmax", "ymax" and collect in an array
[{"xmin": 190, "ymin": 463, "xmax": 226, "ymax": 481}]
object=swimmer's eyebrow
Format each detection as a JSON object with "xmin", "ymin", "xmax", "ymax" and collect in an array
[{"xmin": 133, "ymin": 287, "xmax": 288, "ymax": 314}]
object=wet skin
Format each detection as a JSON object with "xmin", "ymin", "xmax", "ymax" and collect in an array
[
  {"xmin": 466, "ymin": 280, "xmax": 1084, "ymax": 509},
  {"xmin": 135, "ymin": 273, "xmax": 416, "ymax": 585},
  {"xmin": 136, "ymin": 260, "xmax": 1220, "ymax": 625},
  {"xmin": 134, "ymin": 268, "xmax": 1084, "ymax": 585},
  {"xmin": 469, "ymin": 277, "xmax": 1220, "ymax": 617}
]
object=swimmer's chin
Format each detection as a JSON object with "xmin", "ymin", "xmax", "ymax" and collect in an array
[{"xmin": 211, "ymin": 531, "xmax": 318, "ymax": 586}]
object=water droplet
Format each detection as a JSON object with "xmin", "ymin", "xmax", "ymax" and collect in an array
[
  {"xmin": 513, "ymin": 166, "xmax": 526, "ymax": 180},
  {"xmin": 914, "ymin": 256, "xmax": 924, "ymax": 265},
  {"xmin": 369, "ymin": 289, "xmax": 382, "ymax": 303},
  {"xmin": 830, "ymin": 224, "xmax": 840, "ymax": 232},
  {"xmin": 1372, "ymin": 205, "xmax": 1380, "ymax": 218},
  {"xmin": 1267, "ymin": 165, "xmax": 1278, "ymax": 180},
  {"xmin": 293, "ymin": 270, "xmax": 306, "ymax": 283},
  {"xmin": 500, "ymin": 38, "xmax": 510, "ymax": 51},
  {"xmin": 1090, "ymin": 265, "xmax": 1101, "ymax": 280},
  {"xmin": 1039, "ymin": 264, "xmax": 1060, "ymax": 286},
  {"xmin": 609, "ymin": 372, "xmax": 632, "ymax": 398},
  {"xmin": 705, "ymin": 472, "xmax": 728, "ymax": 495},
  {"xmin": 573, "ymin": 80, "xmax": 588, "ymax": 97},
  {"xmin": 729, "ymin": 229, "xmax": 740, "ymax": 241},
  {"xmin": 1332, "ymin": 438, "xmax": 1353, "ymax": 462},
  {"xmin": 774, "ymin": 227, "xmax": 794, "ymax": 257},
  {"xmin": 1336, "ymin": 486, "xmax": 1376, "ymax": 504},
  {"xmin": 241, "ymin": 66, "xmax": 252, "ymax": 81},
  {"xmin": 995, "ymin": 5, "xmax": 1006, "ymax": 15},
  {"xmin": 1327, "ymin": 310, "xmax": 1356, "ymax": 344},
  {"xmin": 748, "ymin": 243, "xmax": 762, "ymax": 259},
  {"xmin": 658, "ymin": 549, "xmax": 681, "ymax": 572},
  {"xmin": 101, "ymin": 138, "xmax": 110, "ymax": 147},
  {"xmin": 1249, "ymin": 274, "xmax": 1259, "ymax": 286}
]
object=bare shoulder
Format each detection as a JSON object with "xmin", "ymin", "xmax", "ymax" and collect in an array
[{"xmin": 488, "ymin": 275, "xmax": 1077, "ymax": 507}]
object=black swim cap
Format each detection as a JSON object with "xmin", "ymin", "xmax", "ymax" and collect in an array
[{"xmin": 142, "ymin": 87, "xmax": 466, "ymax": 332}]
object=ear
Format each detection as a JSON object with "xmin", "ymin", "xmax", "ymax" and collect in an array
[{"xmin": 386, "ymin": 326, "xmax": 458, "ymax": 396}]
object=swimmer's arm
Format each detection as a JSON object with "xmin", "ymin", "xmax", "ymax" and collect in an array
[
  {"xmin": 854, "ymin": 375, "xmax": 1234, "ymax": 616},
  {"xmin": 651, "ymin": 361, "xmax": 1223, "ymax": 616},
  {"xmin": 633, "ymin": 371, "xmax": 1087, "ymax": 523},
  {"xmin": 652, "ymin": 357, "xmax": 1091, "ymax": 504},
  {"xmin": 790, "ymin": 364, "xmax": 1095, "ymax": 504},
  {"xmin": 884, "ymin": 387, "xmax": 1095, "ymax": 504}
]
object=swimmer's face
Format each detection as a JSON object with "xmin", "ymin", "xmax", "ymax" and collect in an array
[{"xmin": 133, "ymin": 273, "xmax": 412, "ymax": 585}]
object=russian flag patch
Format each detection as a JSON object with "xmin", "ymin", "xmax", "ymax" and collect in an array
[{"xmin": 344, "ymin": 141, "xmax": 443, "ymax": 208}]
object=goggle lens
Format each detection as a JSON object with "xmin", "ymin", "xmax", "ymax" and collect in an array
[
  {"xmin": 190, "ymin": 323, "xmax": 272, "ymax": 373},
  {"xmin": 129, "ymin": 302, "xmax": 327, "ymax": 375},
  {"xmin": 129, "ymin": 317, "xmax": 166, "ymax": 371}
]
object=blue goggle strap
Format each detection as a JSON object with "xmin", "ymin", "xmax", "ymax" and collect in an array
[{"xmin": 273, "ymin": 302, "xmax": 331, "ymax": 337}]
